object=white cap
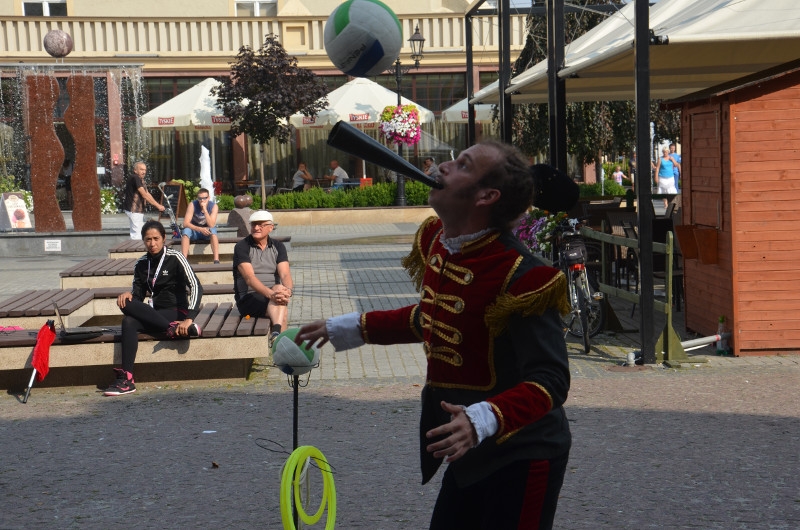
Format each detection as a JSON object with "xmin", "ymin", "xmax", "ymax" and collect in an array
[{"xmin": 249, "ymin": 210, "xmax": 273, "ymax": 223}]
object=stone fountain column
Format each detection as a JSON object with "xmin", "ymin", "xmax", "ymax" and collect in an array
[
  {"xmin": 65, "ymin": 75, "xmax": 102, "ymax": 231},
  {"xmin": 25, "ymin": 75, "xmax": 66, "ymax": 232}
]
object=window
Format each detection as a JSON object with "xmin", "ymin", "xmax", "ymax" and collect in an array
[
  {"xmin": 143, "ymin": 77, "xmax": 206, "ymax": 111},
  {"xmin": 235, "ymin": 0, "xmax": 277, "ymax": 17},
  {"xmin": 22, "ymin": 1, "xmax": 66, "ymax": 16}
]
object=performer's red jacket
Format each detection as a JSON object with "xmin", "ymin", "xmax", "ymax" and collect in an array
[{"xmin": 361, "ymin": 217, "xmax": 572, "ymax": 486}]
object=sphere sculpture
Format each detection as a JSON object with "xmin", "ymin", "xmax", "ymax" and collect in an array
[
  {"xmin": 43, "ymin": 29, "xmax": 74, "ymax": 58},
  {"xmin": 234, "ymin": 194, "xmax": 253, "ymax": 208}
]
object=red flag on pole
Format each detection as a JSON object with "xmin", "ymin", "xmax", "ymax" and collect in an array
[{"xmin": 31, "ymin": 322, "xmax": 56, "ymax": 382}]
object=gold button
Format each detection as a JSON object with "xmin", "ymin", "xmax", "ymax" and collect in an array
[
  {"xmin": 464, "ymin": 272, "xmax": 473, "ymax": 283},
  {"xmin": 454, "ymin": 301, "xmax": 464, "ymax": 311}
]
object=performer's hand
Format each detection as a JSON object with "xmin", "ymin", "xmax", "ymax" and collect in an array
[
  {"xmin": 425, "ymin": 401, "xmax": 478, "ymax": 463},
  {"xmin": 295, "ymin": 320, "xmax": 329, "ymax": 349}
]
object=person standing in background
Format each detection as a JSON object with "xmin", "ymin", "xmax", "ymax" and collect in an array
[
  {"xmin": 669, "ymin": 143, "xmax": 681, "ymax": 191},
  {"xmin": 612, "ymin": 165, "xmax": 626, "ymax": 185},
  {"xmin": 123, "ymin": 161, "xmax": 164, "ymax": 240}
]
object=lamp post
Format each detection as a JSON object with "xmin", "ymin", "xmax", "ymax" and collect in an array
[{"xmin": 391, "ymin": 25, "xmax": 425, "ymax": 206}]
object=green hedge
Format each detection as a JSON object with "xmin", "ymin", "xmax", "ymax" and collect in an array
[{"xmin": 258, "ymin": 181, "xmax": 430, "ymax": 210}]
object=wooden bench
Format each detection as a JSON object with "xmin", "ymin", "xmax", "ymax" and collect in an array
[
  {"xmin": 60, "ymin": 259, "xmax": 233, "ymax": 289},
  {"xmin": 0, "ymin": 303, "xmax": 270, "ymax": 376},
  {"xmin": 0, "ymin": 285, "xmax": 238, "ymax": 329},
  {"xmin": 107, "ymin": 235, "xmax": 291, "ymax": 261}
]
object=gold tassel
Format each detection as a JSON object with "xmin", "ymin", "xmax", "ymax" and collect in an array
[
  {"xmin": 485, "ymin": 272, "xmax": 570, "ymax": 337},
  {"xmin": 401, "ymin": 217, "xmax": 438, "ymax": 291}
]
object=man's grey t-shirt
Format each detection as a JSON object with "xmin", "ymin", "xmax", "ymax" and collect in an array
[{"xmin": 232, "ymin": 235, "xmax": 288, "ymax": 300}]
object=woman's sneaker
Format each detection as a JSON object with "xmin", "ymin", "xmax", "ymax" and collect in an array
[
  {"xmin": 103, "ymin": 368, "xmax": 136, "ymax": 396},
  {"xmin": 166, "ymin": 322, "xmax": 202, "ymax": 338}
]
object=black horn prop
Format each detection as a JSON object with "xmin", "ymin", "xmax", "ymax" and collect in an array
[{"xmin": 327, "ymin": 121, "xmax": 443, "ymax": 189}]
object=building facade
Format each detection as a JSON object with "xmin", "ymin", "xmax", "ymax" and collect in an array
[{"xmin": 0, "ymin": 0, "xmax": 524, "ymax": 193}]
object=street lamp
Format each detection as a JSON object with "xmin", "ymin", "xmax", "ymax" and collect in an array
[{"xmin": 391, "ymin": 25, "xmax": 425, "ymax": 206}]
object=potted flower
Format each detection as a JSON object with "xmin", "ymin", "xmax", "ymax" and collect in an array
[
  {"xmin": 513, "ymin": 208, "xmax": 568, "ymax": 257},
  {"xmin": 379, "ymin": 104, "xmax": 421, "ymax": 146}
]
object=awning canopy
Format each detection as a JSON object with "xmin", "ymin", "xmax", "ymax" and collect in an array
[
  {"xmin": 440, "ymin": 97, "xmax": 495, "ymax": 123},
  {"xmin": 472, "ymin": 0, "xmax": 800, "ymax": 104}
]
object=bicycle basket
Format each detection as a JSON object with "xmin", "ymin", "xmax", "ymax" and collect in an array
[{"xmin": 562, "ymin": 240, "xmax": 587, "ymax": 266}]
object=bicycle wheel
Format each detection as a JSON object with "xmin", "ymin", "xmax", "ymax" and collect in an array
[
  {"xmin": 576, "ymin": 277, "xmax": 591, "ymax": 353},
  {"xmin": 560, "ymin": 272, "xmax": 584, "ymax": 339},
  {"xmin": 584, "ymin": 273, "xmax": 606, "ymax": 338}
]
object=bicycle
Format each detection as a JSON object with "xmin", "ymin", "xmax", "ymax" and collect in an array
[{"xmin": 547, "ymin": 218, "xmax": 606, "ymax": 353}]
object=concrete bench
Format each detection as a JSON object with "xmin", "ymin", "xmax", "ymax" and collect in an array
[
  {"xmin": 107, "ymin": 235, "xmax": 291, "ymax": 261},
  {"xmin": 0, "ymin": 285, "xmax": 238, "ymax": 328},
  {"xmin": 0, "ymin": 302, "xmax": 271, "ymax": 377},
  {"xmin": 60, "ymin": 259, "xmax": 232, "ymax": 289}
]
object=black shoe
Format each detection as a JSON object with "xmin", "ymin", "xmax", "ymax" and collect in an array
[
  {"xmin": 213, "ymin": 260, "xmax": 220, "ymax": 264},
  {"xmin": 269, "ymin": 330, "xmax": 280, "ymax": 348},
  {"xmin": 187, "ymin": 323, "xmax": 202, "ymax": 337},
  {"xmin": 103, "ymin": 368, "xmax": 136, "ymax": 396}
]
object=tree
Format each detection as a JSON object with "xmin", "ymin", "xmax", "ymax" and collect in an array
[
  {"xmin": 511, "ymin": 2, "xmax": 680, "ymax": 171},
  {"xmin": 213, "ymin": 34, "xmax": 328, "ymax": 205}
]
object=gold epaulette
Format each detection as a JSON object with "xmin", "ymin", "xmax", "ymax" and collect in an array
[
  {"xmin": 484, "ymin": 271, "xmax": 570, "ymax": 337},
  {"xmin": 401, "ymin": 216, "xmax": 439, "ymax": 291}
]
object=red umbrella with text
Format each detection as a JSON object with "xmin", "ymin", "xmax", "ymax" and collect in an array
[{"xmin": 23, "ymin": 321, "xmax": 56, "ymax": 403}]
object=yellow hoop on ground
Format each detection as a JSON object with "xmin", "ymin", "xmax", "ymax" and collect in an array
[{"xmin": 280, "ymin": 445, "xmax": 336, "ymax": 530}]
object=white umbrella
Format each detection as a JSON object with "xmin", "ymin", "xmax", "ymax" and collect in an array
[
  {"xmin": 139, "ymin": 77, "xmax": 231, "ymax": 181},
  {"xmin": 290, "ymin": 77, "xmax": 435, "ymax": 128},
  {"xmin": 440, "ymin": 98, "xmax": 494, "ymax": 123}
]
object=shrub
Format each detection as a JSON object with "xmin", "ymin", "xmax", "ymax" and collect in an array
[
  {"xmin": 261, "ymin": 182, "xmax": 430, "ymax": 210},
  {"xmin": 578, "ymin": 180, "xmax": 627, "ymax": 197},
  {"xmin": 170, "ymin": 179, "xmax": 200, "ymax": 201},
  {"xmin": 215, "ymin": 194, "xmax": 235, "ymax": 211},
  {"xmin": 99, "ymin": 188, "xmax": 119, "ymax": 214}
]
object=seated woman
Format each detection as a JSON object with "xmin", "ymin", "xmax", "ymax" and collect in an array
[{"xmin": 104, "ymin": 220, "xmax": 204, "ymax": 396}]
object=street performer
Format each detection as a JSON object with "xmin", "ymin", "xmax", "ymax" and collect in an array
[{"xmin": 296, "ymin": 140, "xmax": 575, "ymax": 529}]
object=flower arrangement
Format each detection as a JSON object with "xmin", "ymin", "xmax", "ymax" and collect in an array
[
  {"xmin": 513, "ymin": 208, "xmax": 568, "ymax": 255},
  {"xmin": 99, "ymin": 187, "xmax": 119, "ymax": 214},
  {"xmin": 379, "ymin": 104, "xmax": 421, "ymax": 146}
]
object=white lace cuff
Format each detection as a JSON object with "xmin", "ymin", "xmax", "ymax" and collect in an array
[
  {"xmin": 464, "ymin": 402, "xmax": 498, "ymax": 445},
  {"xmin": 326, "ymin": 312, "xmax": 364, "ymax": 351}
]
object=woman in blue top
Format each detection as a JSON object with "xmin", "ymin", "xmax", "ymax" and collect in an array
[{"xmin": 654, "ymin": 147, "xmax": 680, "ymax": 194}]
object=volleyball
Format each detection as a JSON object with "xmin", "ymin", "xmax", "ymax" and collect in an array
[
  {"xmin": 324, "ymin": 0, "xmax": 402, "ymax": 78},
  {"xmin": 271, "ymin": 328, "xmax": 320, "ymax": 376}
]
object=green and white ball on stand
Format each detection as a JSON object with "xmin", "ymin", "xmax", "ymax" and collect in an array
[
  {"xmin": 323, "ymin": 0, "xmax": 402, "ymax": 77},
  {"xmin": 271, "ymin": 328, "xmax": 320, "ymax": 376}
]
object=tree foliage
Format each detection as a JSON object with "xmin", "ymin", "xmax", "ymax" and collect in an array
[
  {"xmin": 213, "ymin": 34, "xmax": 329, "ymax": 145},
  {"xmin": 511, "ymin": 1, "xmax": 681, "ymax": 162}
]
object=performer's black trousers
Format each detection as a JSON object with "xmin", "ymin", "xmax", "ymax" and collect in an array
[{"xmin": 429, "ymin": 452, "xmax": 569, "ymax": 530}]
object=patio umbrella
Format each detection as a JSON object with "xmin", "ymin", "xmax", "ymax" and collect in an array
[
  {"xmin": 440, "ymin": 98, "xmax": 494, "ymax": 123},
  {"xmin": 289, "ymin": 77, "xmax": 434, "ymax": 128},
  {"xmin": 139, "ymin": 77, "xmax": 231, "ymax": 181}
]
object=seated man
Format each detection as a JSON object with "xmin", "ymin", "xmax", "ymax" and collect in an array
[
  {"xmin": 232, "ymin": 210, "xmax": 294, "ymax": 343},
  {"xmin": 326, "ymin": 159, "xmax": 348, "ymax": 189},
  {"xmin": 181, "ymin": 188, "xmax": 220, "ymax": 263}
]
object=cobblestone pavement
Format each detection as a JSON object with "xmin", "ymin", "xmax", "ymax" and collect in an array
[{"xmin": 0, "ymin": 220, "xmax": 798, "ymax": 528}]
